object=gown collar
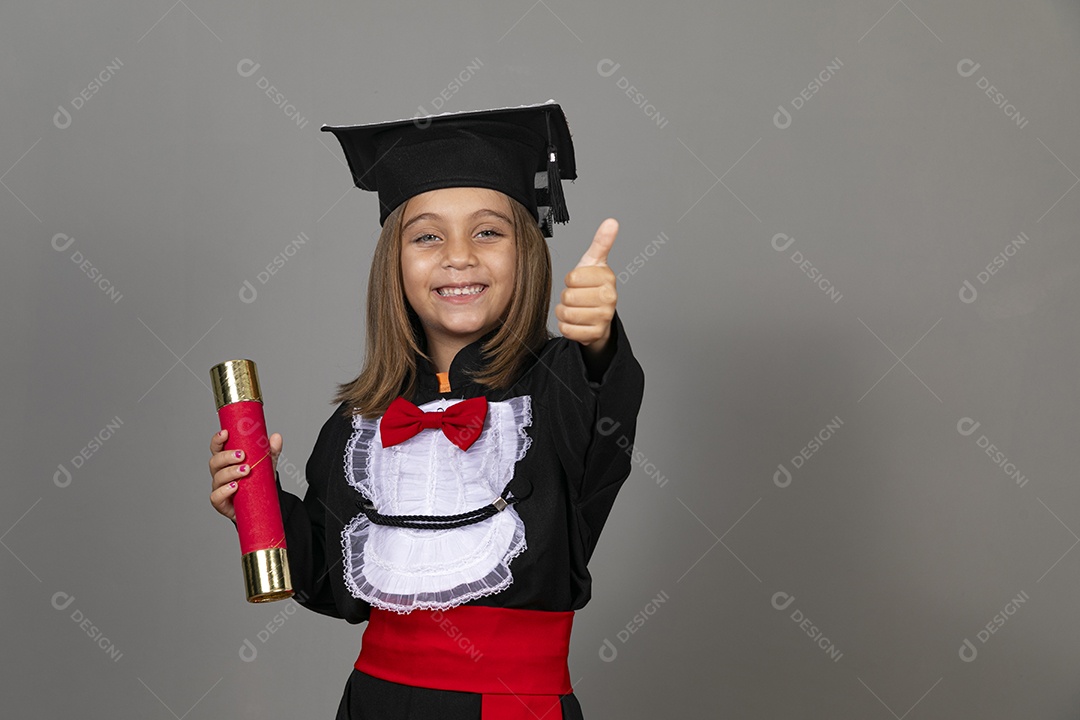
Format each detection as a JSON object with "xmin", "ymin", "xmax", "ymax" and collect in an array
[{"xmin": 414, "ymin": 326, "xmax": 501, "ymax": 397}]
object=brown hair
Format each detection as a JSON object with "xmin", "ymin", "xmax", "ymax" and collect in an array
[{"xmin": 332, "ymin": 194, "xmax": 553, "ymax": 419}]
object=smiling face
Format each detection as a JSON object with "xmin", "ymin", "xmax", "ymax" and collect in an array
[{"xmin": 399, "ymin": 186, "xmax": 517, "ymax": 362}]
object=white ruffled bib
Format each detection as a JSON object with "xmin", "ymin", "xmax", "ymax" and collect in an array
[{"xmin": 341, "ymin": 395, "xmax": 533, "ymax": 613}]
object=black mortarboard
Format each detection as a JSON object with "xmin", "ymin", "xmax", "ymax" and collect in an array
[{"xmin": 321, "ymin": 100, "xmax": 575, "ymax": 238}]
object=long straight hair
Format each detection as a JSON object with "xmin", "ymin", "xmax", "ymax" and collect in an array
[{"xmin": 333, "ymin": 194, "xmax": 553, "ymax": 419}]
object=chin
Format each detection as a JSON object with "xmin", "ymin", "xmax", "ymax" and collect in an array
[{"xmin": 433, "ymin": 314, "xmax": 491, "ymax": 336}]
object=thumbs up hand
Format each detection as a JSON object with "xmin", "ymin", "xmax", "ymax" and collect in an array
[{"xmin": 555, "ymin": 218, "xmax": 619, "ymax": 351}]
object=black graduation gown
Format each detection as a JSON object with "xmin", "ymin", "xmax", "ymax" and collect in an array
[{"xmin": 275, "ymin": 310, "xmax": 645, "ymax": 719}]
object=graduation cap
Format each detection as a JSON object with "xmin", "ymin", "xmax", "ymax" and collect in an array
[{"xmin": 321, "ymin": 100, "xmax": 576, "ymax": 238}]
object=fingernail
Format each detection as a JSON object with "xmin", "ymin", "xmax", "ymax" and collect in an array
[
  {"xmin": 235, "ymin": 450, "xmax": 243, "ymax": 459},
  {"xmin": 229, "ymin": 481, "xmax": 237, "ymax": 488},
  {"xmin": 239, "ymin": 465, "xmax": 248, "ymax": 473}
]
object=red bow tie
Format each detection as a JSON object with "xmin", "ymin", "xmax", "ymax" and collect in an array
[{"xmin": 380, "ymin": 396, "xmax": 488, "ymax": 451}]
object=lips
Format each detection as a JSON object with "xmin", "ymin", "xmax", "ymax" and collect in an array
[
  {"xmin": 434, "ymin": 283, "xmax": 488, "ymax": 297},
  {"xmin": 436, "ymin": 282, "xmax": 492, "ymax": 291}
]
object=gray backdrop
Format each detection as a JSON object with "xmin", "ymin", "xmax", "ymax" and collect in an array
[{"xmin": 3, "ymin": 0, "xmax": 1079, "ymax": 717}]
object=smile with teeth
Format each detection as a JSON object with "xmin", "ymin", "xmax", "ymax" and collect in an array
[{"xmin": 436, "ymin": 284, "xmax": 487, "ymax": 297}]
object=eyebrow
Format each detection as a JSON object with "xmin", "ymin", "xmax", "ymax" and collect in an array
[{"xmin": 402, "ymin": 208, "xmax": 513, "ymax": 232}]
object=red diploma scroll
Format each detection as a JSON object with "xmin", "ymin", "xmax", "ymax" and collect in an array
[{"xmin": 210, "ymin": 359, "xmax": 293, "ymax": 603}]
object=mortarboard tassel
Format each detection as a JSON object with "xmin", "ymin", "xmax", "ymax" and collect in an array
[
  {"xmin": 545, "ymin": 110, "xmax": 570, "ymax": 225},
  {"xmin": 546, "ymin": 145, "xmax": 569, "ymax": 225}
]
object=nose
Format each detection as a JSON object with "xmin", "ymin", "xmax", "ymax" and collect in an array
[{"xmin": 441, "ymin": 231, "xmax": 477, "ymax": 269}]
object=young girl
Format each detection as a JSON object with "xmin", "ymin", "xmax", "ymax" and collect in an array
[{"xmin": 208, "ymin": 101, "xmax": 645, "ymax": 720}]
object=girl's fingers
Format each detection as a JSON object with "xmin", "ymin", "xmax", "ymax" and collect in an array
[
  {"xmin": 210, "ymin": 430, "xmax": 279, "ymax": 474},
  {"xmin": 210, "ymin": 459, "xmax": 251, "ymax": 490},
  {"xmin": 555, "ymin": 302, "xmax": 612, "ymax": 327},
  {"xmin": 268, "ymin": 433, "xmax": 282, "ymax": 471},
  {"xmin": 560, "ymin": 285, "xmax": 617, "ymax": 308},
  {"xmin": 209, "ymin": 480, "xmax": 239, "ymax": 522},
  {"xmin": 573, "ymin": 218, "xmax": 619, "ymax": 269},
  {"xmin": 209, "ymin": 446, "xmax": 247, "ymax": 475},
  {"xmin": 209, "ymin": 429, "xmax": 240, "ymax": 474},
  {"xmin": 208, "ymin": 428, "xmax": 273, "ymax": 524},
  {"xmin": 210, "ymin": 480, "xmax": 239, "ymax": 501},
  {"xmin": 208, "ymin": 428, "xmax": 248, "ymax": 525}
]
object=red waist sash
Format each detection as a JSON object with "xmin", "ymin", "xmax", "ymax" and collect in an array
[{"xmin": 355, "ymin": 605, "xmax": 574, "ymax": 719}]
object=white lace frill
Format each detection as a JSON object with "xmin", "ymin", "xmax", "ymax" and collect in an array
[{"xmin": 341, "ymin": 395, "xmax": 533, "ymax": 614}]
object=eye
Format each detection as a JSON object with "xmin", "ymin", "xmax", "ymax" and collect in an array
[
  {"xmin": 412, "ymin": 233, "xmax": 440, "ymax": 244},
  {"xmin": 476, "ymin": 228, "xmax": 504, "ymax": 240}
]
